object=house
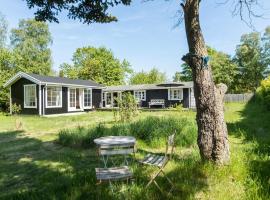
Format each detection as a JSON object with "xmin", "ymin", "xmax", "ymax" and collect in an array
[
  {"xmin": 4, "ymin": 72, "xmax": 195, "ymax": 115},
  {"xmin": 4, "ymin": 72, "xmax": 104, "ymax": 115},
  {"xmin": 102, "ymin": 82, "xmax": 195, "ymax": 109}
]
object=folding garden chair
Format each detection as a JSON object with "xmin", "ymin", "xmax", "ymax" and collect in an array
[{"xmin": 139, "ymin": 132, "xmax": 176, "ymax": 193}]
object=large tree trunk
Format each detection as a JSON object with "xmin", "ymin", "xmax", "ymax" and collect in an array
[{"xmin": 181, "ymin": 0, "xmax": 230, "ymax": 164}]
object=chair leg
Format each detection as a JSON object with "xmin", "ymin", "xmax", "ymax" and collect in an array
[
  {"xmin": 146, "ymin": 168, "xmax": 163, "ymax": 188},
  {"xmin": 160, "ymin": 169, "xmax": 175, "ymax": 193}
]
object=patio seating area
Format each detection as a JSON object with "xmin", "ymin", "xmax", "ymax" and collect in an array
[{"xmin": 94, "ymin": 134, "xmax": 176, "ymax": 193}]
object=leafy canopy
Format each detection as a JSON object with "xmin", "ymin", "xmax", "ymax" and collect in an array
[
  {"xmin": 60, "ymin": 46, "xmax": 132, "ymax": 86},
  {"xmin": 129, "ymin": 68, "xmax": 167, "ymax": 85},
  {"xmin": 234, "ymin": 27, "xmax": 270, "ymax": 92},
  {"xmin": 10, "ymin": 19, "xmax": 52, "ymax": 75},
  {"xmin": 24, "ymin": 0, "xmax": 131, "ymax": 24}
]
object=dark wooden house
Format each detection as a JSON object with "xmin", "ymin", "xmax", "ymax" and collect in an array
[
  {"xmin": 102, "ymin": 82, "xmax": 195, "ymax": 109},
  {"xmin": 4, "ymin": 72, "xmax": 104, "ymax": 115}
]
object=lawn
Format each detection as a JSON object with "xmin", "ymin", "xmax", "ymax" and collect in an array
[{"xmin": 0, "ymin": 103, "xmax": 269, "ymax": 199}]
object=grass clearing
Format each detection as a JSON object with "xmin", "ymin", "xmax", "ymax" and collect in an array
[{"xmin": 0, "ymin": 103, "xmax": 269, "ymax": 199}]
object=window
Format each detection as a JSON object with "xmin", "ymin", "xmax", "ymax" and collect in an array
[
  {"xmin": 169, "ymin": 89, "xmax": 183, "ymax": 100},
  {"xmin": 46, "ymin": 86, "xmax": 62, "ymax": 108},
  {"xmin": 69, "ymin": 88, "xmax": 76, "ymax": 108},
  {"xmin": 84, "ymin": 89, "xmax": 92, "ymax": 108},
  {"xmin": 134, "ymin": 90, "xmax": 146, "ymax": 101},
  {"xmin": 24, "ymin": 85, "xmax": 36, "ymax": 108},
  {"xmin": 106, "ymin": 92, "xmax": 112, "ymax": 106}
]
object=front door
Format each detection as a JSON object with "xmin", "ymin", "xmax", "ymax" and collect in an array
[{"xmin": 69, "ymin": 88, "xmax": 82, "ymax": 111}]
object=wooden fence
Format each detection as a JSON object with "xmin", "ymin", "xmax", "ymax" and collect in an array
[{"xmin": 224, "ymin": 93, "xmax": 254, "ymax": 103}]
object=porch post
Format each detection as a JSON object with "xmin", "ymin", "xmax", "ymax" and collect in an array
[
  {"xmin": 39, "ymin": 84, "xmax": 42, "ymax": 116},
  {"xmin": 9, "ymin": 87, "xmax": 12, "ymax": 115}
]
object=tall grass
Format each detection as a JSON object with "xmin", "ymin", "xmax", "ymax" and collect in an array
[{"xmin": 58, "ymin": 116, "xmax": 197, "ymax": 148}]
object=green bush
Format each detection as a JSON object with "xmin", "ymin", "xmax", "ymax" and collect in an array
[
  {"xmin": 256, "ymin": 76, "xmax": 270, "ymax": 110},
  {"xmin": 58, "ymin": 116, "xmax": 197, "ymax": 148}
]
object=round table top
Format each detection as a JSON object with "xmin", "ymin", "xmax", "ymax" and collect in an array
[{"xmin": 94, "ymin": 136, "xmax": 136, "ymax": 146}]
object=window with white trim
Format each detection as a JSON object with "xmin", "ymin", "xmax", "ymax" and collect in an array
[
  {"xmin": 69, "ymin": 88, "xmax": 76, "ymax": 108},
  {"xmin": 169, "ymin": 89, "xmax": 183, "ymax": 100},
  {"xmin": 106, "ymin": 92, "xmax": 112, "ymax": 105},
  {"xmin": 84, "ymin": 89, "xmax": 92, "ymax": 108},
  {"xmin": 46, "ymin": 86, "xmax": 62, "ymax": 108},
  {"xmin": 134, "ymin": 90, "xmax": 146, "ymax": 101},
  {"xmin": 24, "ymin": 85, "xmax": 36, "ymax": 108}
]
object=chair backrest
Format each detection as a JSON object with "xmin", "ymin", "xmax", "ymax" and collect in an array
[
  {"xmin": 165, "ymin": 132, "xmax": 176, "ymax": 160},
  {"xmin": 98, "ymin": 143, "xmax": 135, "ymax": 156}
]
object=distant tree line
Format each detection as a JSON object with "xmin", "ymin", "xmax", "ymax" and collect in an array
[{"xmin": 173, "ymin": 27, "xmax": 270, "ymax": 93}]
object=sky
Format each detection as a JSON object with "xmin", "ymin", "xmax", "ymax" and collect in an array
[{"xmin": 1, "ymin": 0, "xmax": 270, "ymax": 80}]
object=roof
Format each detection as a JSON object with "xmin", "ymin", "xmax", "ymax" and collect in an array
[
  {"xmin": 104, "ymin": 82, "xmax": 194, "ymax": 92},
  {"xmin": 4, "ymin": 72, "xmax": 104, "ymax": 88}
]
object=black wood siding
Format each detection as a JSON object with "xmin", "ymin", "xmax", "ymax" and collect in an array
[
  {"xmin": 141, "ymin": 89, "xmax": 183, "ymax": 108},
  {"xmin": 11, "ymin": 78, "xmax": 39, "ymax": 114},
  {"xmin": 92, "ymin": 89, "xmax": 102, "ymax": 108}
]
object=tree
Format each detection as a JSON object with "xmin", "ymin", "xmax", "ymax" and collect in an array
[
  {"xmin": 173, "ymin": 64, "xmax": 193, "ymax": 82},
  {"xmin": 60, "ymin": 46, "xmax": 132, "ymax": 86},
  {"xmin": 207, "ymin": 47, "xmax": 237, "ymax": 92},
  {"xmin": 129, "ymin": 68, "xmax": 166, "ymax": 84},
  {"xmin": 234, "ymin": 30, "xmax": 270, "ymax": 92},
  {"xmin": 0, "ymin": 12, "xmax": 8, "ymax": 48},
  {"xmin": 10, "ymin": 19, "xmax": 52, "ymax": 75},
  {"xmin": 0, "ymin": 48, "xmax": 15, "ymax": 111},
  {"xmin": 23, "ymin": 0, "xmax": 264, "ymax": 164}
]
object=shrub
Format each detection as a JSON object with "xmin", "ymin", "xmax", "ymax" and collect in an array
[
  {"xmin": 256, "ymin": 76, "xmax": 270, "ymax": 110},
  {"xmin": 58, "ymin": 116, "xmax": 197, "ymax": 148},
  {"xmin": 115, "ymin": 92, "xmax": 138, "ymax": 122}
]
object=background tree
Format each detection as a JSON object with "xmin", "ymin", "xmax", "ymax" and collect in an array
[
  {"xmin": 10, "ymin": 19, "xmax": 52, "ymax": 75},
  {"xmin": 0, "ymin": 13, "xmax": 13, "ymax": 110},
  {"xmin": 173, "ymin": 71, "xmax": 182, "ymax": 82},
  {"xmin": 129, "ymin": 68, "xmax": 166, "ymax": 84},
  {"xmin": 0, "ymin": 12, "xmax": 7, "ymax": 48},
  {"xmin": 234, "ymin": 30, "xmax": 270, "ymax": 92},
  {"xmin": 22, "ymin": 0, "xmax": 266, "ymax": 164},
  {"xmin": 207, "ymin": 47, "xmax": 237, "ymax": 92},
  {"xmin": 60, "ymin": 46, "xmax": 132, "ymax": 86}
]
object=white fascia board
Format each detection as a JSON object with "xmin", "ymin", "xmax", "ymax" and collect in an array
[{"xmin": 4, "ymin": 72, "xmax": 41, "ymax": 87}]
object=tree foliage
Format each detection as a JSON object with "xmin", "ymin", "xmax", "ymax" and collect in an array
[
  {"xmin": 60, "ymin": 46, "xmax": 132, "ymax": 86},
  {"xmin": 10, "ymin": 19, "xmax": 52, "ymax": 75},
  {"xmin": 207, "ymin": 47, "xmax": 237, "ymax": 91},
  {"xmin": 234, "ymin": 28, "xmax": 270, "ymax": 92},
  {"xmin": 24, "ymin": 0, "xmax": 131, "ymax": 24},
  {"xmin": 129, "ymin": 68, "xmax": 166, "ymax": 84},
  {"xmin": 0, "ymin": 12, "xmax": 8, "ymax": 48}
]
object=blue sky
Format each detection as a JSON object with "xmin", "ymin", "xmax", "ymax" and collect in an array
[{"xmin": 1, "ymin": 0, "xmax": 270, "ymax": 79}]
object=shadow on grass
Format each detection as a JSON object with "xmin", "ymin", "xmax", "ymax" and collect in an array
[
  {"xmin": 0, "ymin": 130, "xmax": 119, "ymax": 199},
  {"xmin": 227, "ymin": 100, "xmax": 270, "ymax": 198},
  {"xmin": 0, "ymin": 130, "xmax": 208, "ymax": 200}
]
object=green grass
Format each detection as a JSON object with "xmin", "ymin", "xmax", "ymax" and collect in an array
[{"xmin": 0, "ymin": 103, "xmax": 269, "ymax": 199}]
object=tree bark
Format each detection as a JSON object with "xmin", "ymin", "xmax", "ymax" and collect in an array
[{"xmin": 181, "ymin": 0, "xmax": 230, "ymax": 164}]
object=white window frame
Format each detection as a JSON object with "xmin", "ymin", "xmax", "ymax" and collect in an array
[
  {"xmin": 24, "ymin": 84, "xmax": 37, "ymax": 108},
  {"xmin": 45, "ymin": 86, "xmax": 62, "ymax": 108},
  {"xmin": 83, "ymin": 88, "xmax": 92, "ymax": 109},
  {"xmin": 168, "ymin": 88, "xmax": 183, "ymax": 100},
  {"xmin": 134, "ymin": 90, "xmax": 146, "ymax": 101}
]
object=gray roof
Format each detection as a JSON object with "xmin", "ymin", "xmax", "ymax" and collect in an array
[
  {"xmin": 27, "ymin": 73, "xmax": 103, "ymax": 87},
  {"xmin": 104, "ymin": 82, "xmax": 193, "ymax": 92}
]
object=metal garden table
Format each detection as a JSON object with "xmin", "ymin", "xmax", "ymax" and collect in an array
[{"xmin": 94, "ymin": 136, "xmax": 136, "ymax": 168}]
